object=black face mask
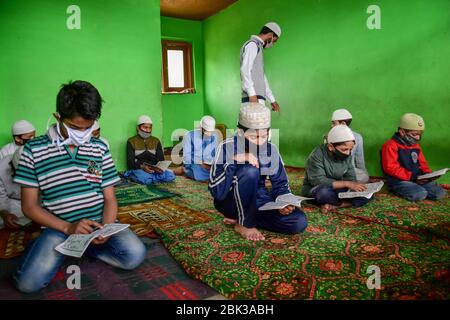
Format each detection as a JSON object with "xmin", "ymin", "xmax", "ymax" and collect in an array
[
  {"xmin": 333, "ymin": 149, "xmax": 350, "ymax": 161},
  {"xmin": 402, "ymin": 134, "xmax": 420, "ymax": 146}
]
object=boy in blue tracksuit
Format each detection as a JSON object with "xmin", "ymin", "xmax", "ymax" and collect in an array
[{"xmin": 209, "ymin": 103, "xmax": 307, "ymax": 241}]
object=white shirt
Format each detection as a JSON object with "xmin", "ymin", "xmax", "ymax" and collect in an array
[
  {"xmin": 0, "ymin": 155, "xmax": 24, "ymax": 228},
  {"xmin": 100, "ymin": 137, "xmax": 110, "ymax": 150},
  {"xmin": 0, "ymin": 142, "xmax": 18, "ymax": 161},
  {"xmin": 240, "ymin": 35, "xmax": 276, "ymax": 103}
]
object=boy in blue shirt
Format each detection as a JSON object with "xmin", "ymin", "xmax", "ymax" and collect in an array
[
  {"xmin": 176, "ymin": 116, "xmax": 219, "ymax": 181},
  {"xmin": 209, "ymin": 103, "xmax": 307, "ymax": 241}
]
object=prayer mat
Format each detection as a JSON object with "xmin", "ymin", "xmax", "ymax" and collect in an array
[
  {"xmin": 154, "ymin": 175, "xmax": 450, "ymax": 300},
  {"xmin": 331, "ymin": 195, "xmax": 450, "ymax": 241},
  {"xmin": 158, "ymin": 208, "xmax": 450, "ymax": 300},
  {"xmin": 0, "ymin": 238, "xmax": 218, "ymax": 300},
  {"xmin": 284, "ymin": 168, "xmax": 450, "ymax": 241},
  {"xmin": 114, "ymin": 184, "xmax": 177, "ymax": 207},
  {"xmin": 158, "ymin": 174, "xmax": 220, "ymax": 212},
  {"xmin": 0, "ymin": 225, "xmax": 41, "ymax": 259},
  {"xmin": 118, "ymin": 199, "xmax": 213, "ymax": 233}
]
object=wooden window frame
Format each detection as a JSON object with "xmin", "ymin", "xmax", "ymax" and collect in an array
[{"xmin": 161, "ymin": 40, "xmax": 195, "ymax": 94}]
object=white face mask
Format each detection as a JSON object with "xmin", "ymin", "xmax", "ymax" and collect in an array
[
  {"xmin": 57, "ymin": 122, "xmax": 94, "ymax": 147},
  {"xmin": 138, "ymin": 130, "xmax": 151, "ymax": 139}
]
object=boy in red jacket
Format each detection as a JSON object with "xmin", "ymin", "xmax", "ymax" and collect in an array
[{"xmin": 381, "ymin": 113, "xmax": 446, "ymax": 201}]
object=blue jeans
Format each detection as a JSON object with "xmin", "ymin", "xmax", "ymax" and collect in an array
[
  {"xmin": 309, "ymin": 185, "xmax": 373, "ymax": 208},
  {"xmin": 14, "ymin": 228, "xmax": 146, "ymax": 293},
  {"xmin": 387, "ymin": 180, "xmax": 446, "ymax": 202},
  {"xmin": 123, "ymin": 169, "xmax": 176, "ymax": 185},
  {"xmin": 214, "ymin": 164, "xmax": 308, "ymax": 234},
  {"xmin": 184, "ymin": 164, "xmax": 210, "ymax": 181}
]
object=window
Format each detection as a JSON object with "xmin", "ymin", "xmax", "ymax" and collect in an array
[{"xmin": 161, "ymin": 40, "xmax": 195, "ymax": 94}]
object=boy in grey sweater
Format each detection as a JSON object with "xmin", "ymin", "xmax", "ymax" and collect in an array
[
  {"xmin": 303, "ymin": 125, "xmax": 373, "ymax": 213},
  {"xmin": 331, "ymin": 109, "xmax": 369, "ymax": 183}
]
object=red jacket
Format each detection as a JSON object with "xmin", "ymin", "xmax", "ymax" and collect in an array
[{"xmin": 381, "ymin": 133, "xmax": 431, "ymax": 181}]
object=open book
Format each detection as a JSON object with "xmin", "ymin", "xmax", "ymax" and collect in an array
[
  {"xmin": 55, "ymin": 223, "xmax": 130, "ymax": 258},
  {"xmin": 259, "ymin": 193, "xmax": 314, "ymax": 211},
  {"xmin": 144, "ymin": 160, "xmax": 172, "ymax": 171},
  {"xmin": 15, "ymin": 216, "xmax": 32, "ymax": 227},
  {"xmin": 417, "ymin": 168, "xmax": 449, "ymax": 180},
  {"xmin": 154, "ymin": 160, "xmax": 172, "ymax": 171},
  {"xmin": 338, "ymin": 181, "xmax": 384, "ymax": 199}
]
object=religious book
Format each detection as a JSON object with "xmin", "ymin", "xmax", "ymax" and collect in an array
[
  {"xmin": 154, "ymin": 160, "xmax": 172, "ymax": 171},
  {"xmin": 417, "ymin": 168, "xmax": 449, "ymax": 180},
  {"xmin": 15, "ymin": 216, "xmax": 32, "ymax": 227},
  {"xmin": 258, "ymin": 193, "xmax": 314, "ymax": 211},
  {"xmin": 338, "ymin": 181, "xmax": 384, "ymax": 199},
  {"xmin": 143, "ymin": 160, "xmax": 172, "ymax": 172},
  {"xmin": 55, "ymin": 223, "xmax": 130, "ymax": 258}
]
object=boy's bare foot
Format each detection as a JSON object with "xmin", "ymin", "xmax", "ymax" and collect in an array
[
  {"xmin": 338, "ymin": 201, "xmax": 352, "ymax": 209},
  {"xmin": 234, "ymin": 224, "xmax": 265, "ymax": 241},
  {"xmin": 173, "ymin": 167, "xmax": 185, "ymax": 176},
  {"xmin": 320, "ymin": 204, "xmax": 337, "ymax": 214},
  {"xmin": 223, "ymin": 218, "xmax": 237, "ymax": 225},
  {"xmin": 321, "ymin": 201, "xmax": 352, "ymax": 214}
]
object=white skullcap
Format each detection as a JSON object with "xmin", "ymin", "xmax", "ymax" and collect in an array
[
  {"xmin": 239, "ymin": 103, "xmax": 271, "ymax": 129},
  {"xmin": 12, "ymin": 120, "xmax": 35, "ymax": 135},
  {"xmin": 137, "ymin": 115, "xmax": 152, "ymax": 125},
  {"xmin": 331, "ymin": 109, "xmax": 353, "ymax": 121},
  {"xmin": 92, "ymin": 120, "xmax": 100, "ymax": 131},
  {"xmin": 264, "ymin": 22, "xmax": 282, "ymax": 37},
  {"xmin": 327, "ymin": 125, "xmax": 355, "ymax": 144},
  {"xmin": 12, "ymin": 146, "xmax": 24, "ymax": 170},
  {"xmin": 200, "ymin": 116, "xmax": 216, "ymax": 132}
]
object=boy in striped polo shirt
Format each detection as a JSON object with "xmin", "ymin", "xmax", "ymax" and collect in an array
[{"xmin": 13, "ymin": 81, "xmax": 146, "ymax": 293}]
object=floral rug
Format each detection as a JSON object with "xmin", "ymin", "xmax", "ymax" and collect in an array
[{"xmin": 155, "ymin": 170, "xmax": 450, "ymax": 300}]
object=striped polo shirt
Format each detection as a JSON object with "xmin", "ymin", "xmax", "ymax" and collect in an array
[{"xmin": 14, "ymin": 127, "xmax": 120, "ymax": 223}]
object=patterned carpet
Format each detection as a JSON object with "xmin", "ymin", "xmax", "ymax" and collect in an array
[
  {"xmin": 1, "ymin": 169, "xmax": 448, "ymax": 300},
  {"xmin": 117, "ymin": 199, "xmax": 212, "ymax": 235},
  {"xmin": 156, "ymin": 168, "xmax": 450, "ymax": 300},
  {"xmin": 115, "ymin": 183, "xmax": 177, "ymax": 207},
  {"xmin": 0, "ymin": 224, "xmax": 41, "ymax": 259},
  {"xmin": 0, "ymin": 238, "xmax": 217, "ymax": 300}
]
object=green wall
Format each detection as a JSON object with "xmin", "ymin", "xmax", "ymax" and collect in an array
[
  {"xmin": 0, "ymin": 0, "xmax": 162, "ymax": 171},
  {"xmin": 1, "ymin": 0, "xmax": 448, "ymax": 181},
  {"xmin": 160, "ymin": 16, "xmax": 205, "ymax": 147},
  {"xmin": 203, "ymin": 0, "xmax": 450, "ymax": 182}
]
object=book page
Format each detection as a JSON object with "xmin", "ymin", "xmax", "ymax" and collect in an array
[
  {"xmin": 338, "ymin": 181, "xmax": 384, "ymax": 199},
  {"xmin": 54, "ymin": 234, "xmax": 93, "ymax": 258},
  {"xmin": 55, "ymin": 223, "xmax": 130, "ymax": 258},
  {"xmin": 15, "ymin": 216, "xmax": 32, "ymax": 227},
  {"xmin": 276, "ymin": 193, "xmax": 313, "ymax": 204},
  {"xmin": 259, "ymin": 200, "xmax": 292, "ymax": 211},
  {"xmin": 417, "ymin": 168, "xmax": 449, "ymax": 180},
  {"xmin": 155, "ymin": 160, "xmax": 171, "ymax": 171},
  {"xmin": 259, "ymin": 194, "xmax": 314, "ymax": 211}
]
